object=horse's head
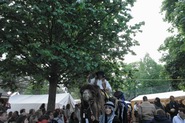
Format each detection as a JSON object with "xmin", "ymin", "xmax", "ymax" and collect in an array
[
  {"xmin": 80, "ymin": 84, "xmax": 100, "ymax": 102},
  {"xmin": 82, "ymin": 89, "xmax": 93, "ymax": 102},
  {"xmin": 80, "ymin": 84, "xmax": 106, "ymax": 122}
]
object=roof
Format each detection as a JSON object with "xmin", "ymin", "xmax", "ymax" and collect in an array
[{"xmin": 131, "ymin": 90, "xmax": 185, "ymax": 102}]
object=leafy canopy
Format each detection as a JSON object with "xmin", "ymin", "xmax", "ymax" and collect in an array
[
  {"xmin": 0, "ymin": 0, "xmax": 143, "ymax": 110},
  {"xmin": 160, "ymin": 0, "xmax": 185, "ymax": 89}
]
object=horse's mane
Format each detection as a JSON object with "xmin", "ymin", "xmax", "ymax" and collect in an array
[
  {"xmin": 80, "ymin": 84, "xmax": 103, "ymax": 101},
  {"xmin": 80, "ymin": 84, "xmax": 105, "ymax": 122}
]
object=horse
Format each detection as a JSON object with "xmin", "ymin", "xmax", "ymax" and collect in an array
[{"xmin": 80, "ymin": 84, "xmax": 107, "ymax": 123}]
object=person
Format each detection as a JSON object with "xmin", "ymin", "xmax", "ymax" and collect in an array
[
  {"xmin": 16, "ymin": 115, "xmax": 28, "ymax": 123},
  {"xmin": 172, "ymin": 108, "xmax": 185, "ymax": 123},
  {"xmin": 62, "ymin": 105, "xmax": 67, "ymax": 123},
  {"xmin": 28, "ymin": 109, "xmax": 36, "ymax": 123},
  {"xmin": 65, "ymin": 104, "xmax": 71, "ymax": 123},
  {"xmin": 35, "ymin": 109, "xmax": 43, "ymax": 123},
  {"xmin": 74, "ymin": 104, "xmax": 81, "ymax": 122},
  {"xmin": 127, "ymin": 103, "xmax": 132, "ymax": 123},
  {"xmin": 46, "ymin": 111, "xmax": 58, "ymax": 123},
  {"xmin": 154, "ymin": 97, "xmax": 165, "ymax": 111},
  {"xmin": 39, "ymin": 103, "xmax": 46, "ymax": 115},
  {"xmin": 88, "ymin": 71, "xmax": 112, "ymax": 94},
  {"xmin": 0, "ymin": 108, "xmax": 8, "ymax": 123},
  {"xmin": 165, "ymin": 95, "xmax": 179, "ymax": 121},
  {"xmin": 8, "ymin": 111, "xmax": 19, "ymax": 123},
  {"xmin": 178, "ymin": 99, "xmax": 185, "ymax": 109},
  {"xmin": 97, "ymin": 101, "xmax": 120, "ymax": 123},
  {"xmin": 113, "ymin": 91, "xmax": 128, "ymax": 123},
  {"xmin": 133, "ymin": 101, "xmax": 140, "ymax": 122},
  {"xmin": 37, "ymin": 114, "xmax": 49, "ymax": 123},
  {"xmin": 138, "ymin": 96, "xmax": 156, "ymax": 123},
  {"xmin": 7, "ymin": 111, "xmax": 12, "ymax": 122},
  {"xmin": 69, "ymin": 112, "xmax": 79, "ymax": 123},
  {"xmin": 0, "ymin": 100, "xmax": 5, "ymax": 110},
  {"xmin": 20, "ymin": 109, "xmax": 26, "ymax": 116},
  {"xmin": 134, "ymin": 102, "xmax": 139, "ymax": 117},
  {"xmin": 150, "ymin": 109, "xmax": 171, "ymax": 123},
  {"xmin": 53, "ymin": 110, "xmax": 64, "ymax": 123}
]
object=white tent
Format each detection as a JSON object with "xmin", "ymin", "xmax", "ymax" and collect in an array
[
  {"xmin": 131, "ymin": 90, "xmax": 185, "ymax": 102},
  {"xmin": 131, "ymin": 90, "xmax": 185, "ymax": 106},
  {"xmin": 7, "ymin": 93, "xmax": 76, "ymax": 113}
]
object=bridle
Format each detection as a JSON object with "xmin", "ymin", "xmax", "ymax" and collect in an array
[
  {"xmin": 80, "ymin": 85, "xmax": 105, "ymax": 123},
  {"xmin": 82, "ymin": 99, "xmax": 94, "ymax": 123}
]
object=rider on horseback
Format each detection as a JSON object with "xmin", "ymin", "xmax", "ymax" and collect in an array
[{"xmin": 87, "ymin": 71, "xmax": 112, "ymax": 95}]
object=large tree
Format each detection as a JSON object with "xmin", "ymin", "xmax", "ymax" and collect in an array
[
  {"xmin": 159, "ymin": 35, "xmax": 185, "ymax": 89},
  {"xmin": 0, "ymin": 0, "xmax": 143, "ymax": 110},
  {"xmin": 160, "ymin": 0, "xmax": 185, "ymax": 89}
]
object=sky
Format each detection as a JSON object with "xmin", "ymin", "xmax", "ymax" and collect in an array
[{"xmin": 124, "ymin": 0, "xmax": 172, "ymax": 63}]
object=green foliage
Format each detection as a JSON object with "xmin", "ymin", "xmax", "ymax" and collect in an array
[
  {"xmin": 124, "ymin": 54, "xmax": 170, "ymax": 98},
  {"xmin": 159, "ymin": 35, "xmax": 185, "ymax": 89},
  {"xmin": 0, "ymin": 73, "xmax": 19, "ymax": 92},
  {"xmin": 68, "ymin": 87, "xmax": 80, "ymax": 99},
  {"xmin": 0, "ymin": 0, "xmax": 143, "ymax": 110},
  {"xmin": 160, "ymin": 0, "xmax": 185, "ymax": 90},
  {"xmin": 24, "ymin": 81, "xmax": 49, "ymax": 94}
]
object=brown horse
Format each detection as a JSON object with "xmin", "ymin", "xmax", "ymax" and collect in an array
[{"xmin": 80, "ymin": 84, "xmax": 106, "ymax": 123}]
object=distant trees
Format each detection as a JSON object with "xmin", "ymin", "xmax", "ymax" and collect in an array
[{"xmin": 123, "ymin": 54, "xmax": 170, "ymax": 98}]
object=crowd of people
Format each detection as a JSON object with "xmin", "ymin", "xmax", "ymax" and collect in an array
[
  {"xmin": 0, "ymin": 93, "xmax": 184, "ymax": 123},
  {"xmin": 0, "ymin": 103, "xmax": 81, "ymax": 123},
  {"xmin": 133, "ymin": 95, "xmax": 185, "ymax": 123},
  {"xmin": 0, "ymin": 95, "xmax": 184, "ymax": 123}
]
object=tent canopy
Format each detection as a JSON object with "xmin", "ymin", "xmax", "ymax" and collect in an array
[
  {"xmin": 8, "ymin": 93, "xmax": 76, "ymax": 113},
  {"xmin": 131, "ymin": 90, "xmax": 185, "ymax": 106}
]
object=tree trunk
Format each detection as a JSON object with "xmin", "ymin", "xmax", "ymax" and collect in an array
[{"xmin": 47, "ymin": 77, "xmax": 58, "ymax": 111}]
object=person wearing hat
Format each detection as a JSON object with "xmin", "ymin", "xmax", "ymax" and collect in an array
[
  {"xmin": 88, "ymin": 71, "xmax": 112, "ymax": 95},
  {"xmin": 113, "ymin": 91, "xmax": 128, "ymax": 123},
  {"xmin": 97, "ymin": 101, "xmax": 120, "ymax": 123}
]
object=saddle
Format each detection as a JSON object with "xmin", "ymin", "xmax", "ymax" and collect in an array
[{"xmin": 101, "ymin": 89, "xmax": 110, "ymax": 102}]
